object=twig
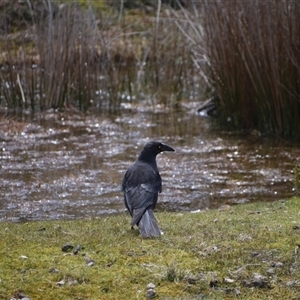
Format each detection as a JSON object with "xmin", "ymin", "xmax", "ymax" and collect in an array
[{"xmin": 17, "ymin": 73, "xmax": 25, "ymax": 104}]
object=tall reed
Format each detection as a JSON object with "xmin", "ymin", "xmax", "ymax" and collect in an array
[
  {"xmin": 189, "ymin": 0, "xmax": 300, "ymax": 141},
  {"xmin": 0, "ymin": 1, "xmax": 198, "ymax": 113}
]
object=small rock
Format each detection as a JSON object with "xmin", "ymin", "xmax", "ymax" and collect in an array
[
  {"xmin": 266, "ymin": 268, "xmax": 275, "ymax": 275},
  {"xmin": 146, "ymin": 289, "xmax": 156, "ymax": 299},
  {"xmin": 209, "ymin": 278, "xmax": 219, "ymax": 288},
  {"xmin": 57, "ymin": 279, "xmax": 65, "ymax": 286},
  {"xmin": 11, "ymin": 290, "xmax": 31, "ymax": 300},
  {"xmin": 286, "ymin": 280, "xmax": 300, "ymax": 287},
  {"xmin": 224, "ymin": 277, "xmax": 235, "ymax": 283},
  {"xmin": 147, "ymin": 283, "xmax": 156, "ymax": 290},
  {"xmin": 209, "ymin": 273, "xmax": 219, "ymax": 288},
  {"xmin": 61, "ymin": 244, "xmax": 74, "ymax": 252},
  {"xmin": 243, "ymin": 273, "xmax": 271, "ymax": 288},
  {"xmin": 251, "ymin": 251, "xmax": 260, "ymax": 257},
  {"xmin": 73, "ymin": 244, "xmax": 84, "ymax": 255},
  {"xmin": 87, "ymin": 261, "xmax": 95, "ymax": 267},
  {"xmin": 270, "ymin": 261, "xmax": 283, "ymax": 268},
  {"xmin": 56, "ymin": 279, "xmax": 66, "ymax": 286},
  {"xmin": 84, "ymin": 254, "xmax": 95, "ymax": 266}
]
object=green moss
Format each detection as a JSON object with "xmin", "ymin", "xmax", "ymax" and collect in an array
[{"xmin": 1, "ymin": 198, "xmax": 300, "ymax": 299}]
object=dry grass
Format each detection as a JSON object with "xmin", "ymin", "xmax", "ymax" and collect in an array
[
  {"xmin": 187, "ymin": 0, "xmax": 300, "ymax": 141},
  {"xmin": 0, "ymin": 1, "xmax": 199, "ymax": 113}
]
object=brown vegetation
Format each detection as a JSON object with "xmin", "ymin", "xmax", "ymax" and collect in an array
[
  {"xmin": 0, "ymin": 1, "xmax": 198, "ymax": 113},
  {"xmin": 0, "ymin": 1, "xmax": 300, "ymax": 141},
  {"xmin": 189, "ymin": 0, "xmax": 300, "ymax": 141}
]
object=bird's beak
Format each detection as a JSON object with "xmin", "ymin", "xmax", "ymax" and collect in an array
[{"xmin": 161, "ymin": 143, "xmax": 175, "ymax": 152}]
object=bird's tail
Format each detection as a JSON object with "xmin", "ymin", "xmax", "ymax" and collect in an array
[{"xmin": 138, "ymin": 209, "xmax": 161, "ymax": 238}]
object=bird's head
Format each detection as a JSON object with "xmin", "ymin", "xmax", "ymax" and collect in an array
[{"xmin": 142, "ymin": 141, "xmax": 175, "ymax": 157}]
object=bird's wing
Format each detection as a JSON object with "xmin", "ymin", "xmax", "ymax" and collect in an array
[
  {"xmin": 122, "ymin": 162, "xmax": 161, "ymax": 225},
  {"xmin": 126, "ymin": 186, "xmax": 159, "ymax": 226},
  {"xmin": 122, "ymin": 162, "xmax": 161, "ymax": 201}
]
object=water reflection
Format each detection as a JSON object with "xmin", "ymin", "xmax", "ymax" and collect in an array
[{"xmin": 0, "ymin": 104, "xmax": 298, "ymax": 222}]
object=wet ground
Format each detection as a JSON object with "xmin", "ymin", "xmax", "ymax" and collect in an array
[{"xmin": 0, "ymin": 102, "xmax": 299, "ymax": 222}]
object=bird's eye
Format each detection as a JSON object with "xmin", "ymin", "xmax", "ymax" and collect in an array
[{"xmin": 158, "ymin": 144, "xmax": 162, "ymax": 149}]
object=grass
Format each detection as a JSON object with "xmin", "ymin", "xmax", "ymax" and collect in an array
[{"xmin": 1, "ymin": 198, "xmax": 300, "ymax": 299}]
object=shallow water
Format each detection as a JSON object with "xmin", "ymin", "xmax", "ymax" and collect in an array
[{"xmin": 0, "ymin": 103, "xmax": 298, "ymax": 222}]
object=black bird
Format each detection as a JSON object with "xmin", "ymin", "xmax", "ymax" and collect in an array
[{"xmin": 122, "ymin": 141, "xmax": 175, "ymax": 238}]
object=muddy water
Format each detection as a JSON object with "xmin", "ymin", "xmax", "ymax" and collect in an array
[{"xmin": 0, "ymin": 103, "xmax": 298, "ymax": 222}]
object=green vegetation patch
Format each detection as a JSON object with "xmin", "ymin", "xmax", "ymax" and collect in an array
[{"xmin": 1, "ymin": 198, "xmax": 300, "ymax": 299}]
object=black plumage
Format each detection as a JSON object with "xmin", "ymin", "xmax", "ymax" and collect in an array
[{"xmin": 122, "ymin": 141, "xmax": 175, "ymax": 238}]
